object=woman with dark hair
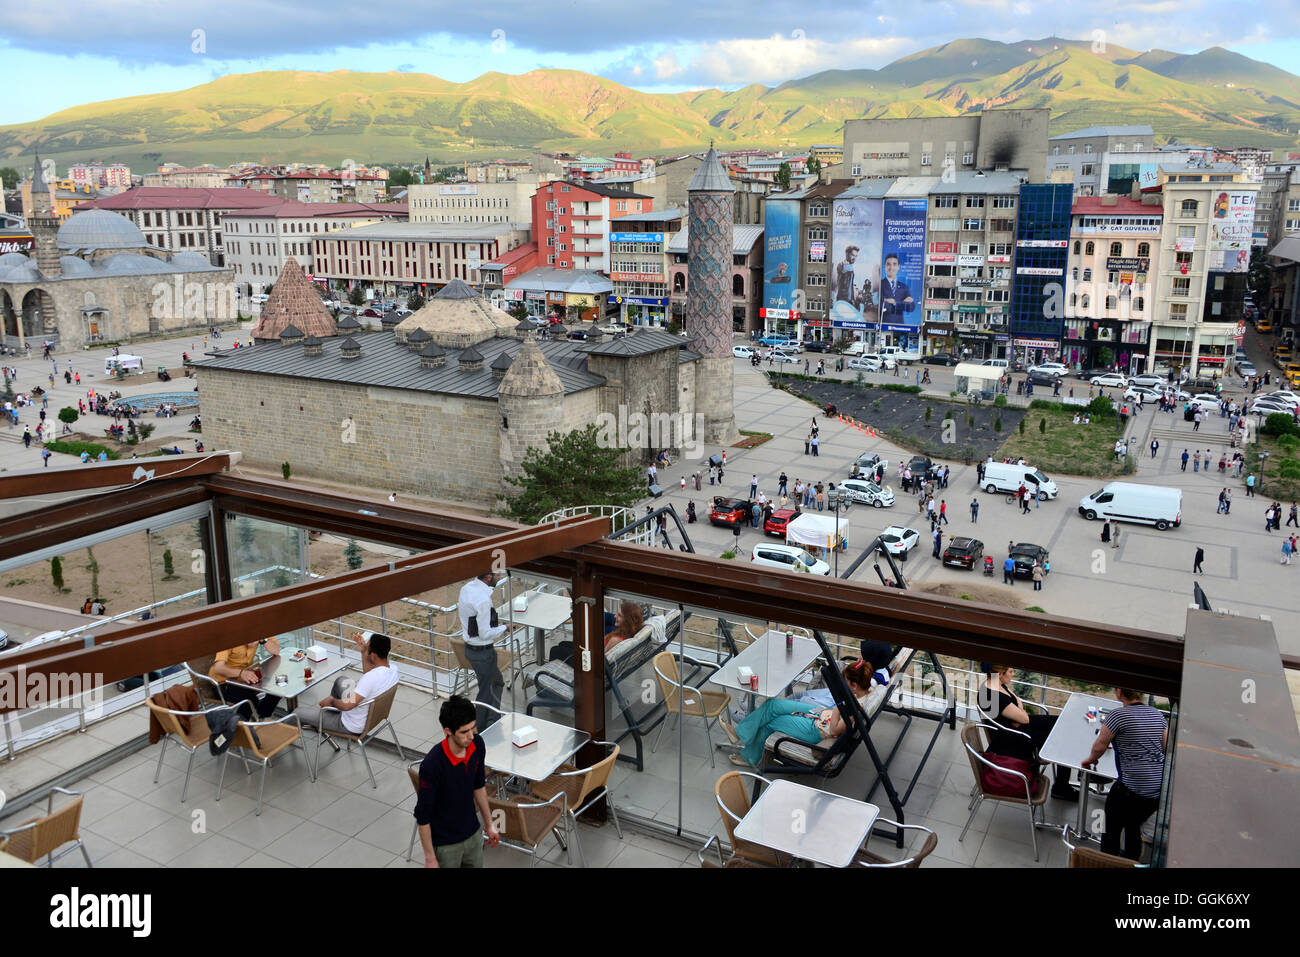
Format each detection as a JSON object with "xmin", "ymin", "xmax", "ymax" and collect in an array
[
  {"xmin": 980, "ymin": 665, "xmax": 1078, "ymax": 801},
  {"xmin": 550, "ymin": 600, "xmax": 643, "ymax": 664},
  {"xmin": 720, "ymin": 661, "xmax": 875, "ymax": 768}
]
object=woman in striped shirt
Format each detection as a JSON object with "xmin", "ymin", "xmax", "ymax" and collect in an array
[{"xmin": 1083, "ymin": 688, "xmax": 1169, "ymax": 861}]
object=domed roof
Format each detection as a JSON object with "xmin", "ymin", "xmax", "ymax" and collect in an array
[
  {"xmin": 395, "ymin": 283, "xmax": 515, "ymax": 350},
  {"xmin": 97, "ymin": 252, "xmax": 173, "ymax": 275},
  {"xmin": 57, "ymin": 209, "xmax": 148, "ymax": 251},
  {"xmin": 0, "ymin": 258, "xmax": 42, "ymax": 283},
  {"xmin": 170, "ymin": 251, "xmax": 213, "ymax": 270},
  {"xmin": 0, "ymin": 252, "xmax": 30, "ymax": 268},
  {"xmin": 58, "ymin": 256, "xmax": 96, "ymax": 277}
]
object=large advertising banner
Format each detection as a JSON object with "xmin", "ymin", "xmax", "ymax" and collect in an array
[
  {"xmin": 1106, "ymin": 162, "xmax": 1161, "ymax": 195},
  {"xmin": 828, "ymin": 198, "xmax": 882, "ymax": 329},
  {"xmin": 1208, "ymin": 190, "xmax": 1255, "ymax": 273},
  {"xmin": 879, "ymin": 199, "xmax": 926, "ymax": 332},
  {"xmin": 763, "ymin": 200, "xmax": 801, "ymax": 313}
]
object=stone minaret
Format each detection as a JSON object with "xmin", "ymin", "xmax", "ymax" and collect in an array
[
  {"xmin": 497, "ymin": 334, "xmax": 564, "ymax": 487},
  {"xmin": 29, "ymin": 152, "xmax": 61, "ymax": 279},
  {"xmin": 685, "ymin": 147, "xmax": 735, "ymax": 444}
]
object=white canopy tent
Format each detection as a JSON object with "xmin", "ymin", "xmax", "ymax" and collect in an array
[
  {"xmin": 953, "ymin": 362, "xmax": 1001, "ymax": 397},
  {"xmin": 785, "ymin": 512, "xmax": 848, "ymax": 552}
]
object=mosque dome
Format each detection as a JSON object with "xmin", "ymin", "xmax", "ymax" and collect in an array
[{"xmin": 56, "ymin": 209, "xmax": 148, "ymax": 251}]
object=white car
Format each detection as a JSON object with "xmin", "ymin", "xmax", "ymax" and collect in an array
[
  {"xmin": 769, "ymin": 350, "xmax": 800, "ymax": 364},
  {"xmin": 732, "ymin": 345, "xmax": 754, "ymax": 358},
  {"xmin": 1264, "ymin": 390, "xmax": 1300, "ymax": 407},
  {"xmin": 750, "ymin": 543, "xmax": 830, "ymax": 576},
  {"xmin": 1090, "ymin": 373, "xmax": 1128, "ymax": 388},
  {"xmin": 862, "ymin": 353, "xmax": 897, "ymax": 370},
  {"xmin": 1028, "ymin": 363, "xmax": 1069, "ymax": 377},
  {"xmin": 1128, "ymin": 374, "xmax": 1167, "ymax": 390},
  {"xmin": 1124, "ymin": 386, "xmax": 1160, "ymax": 403},
  {"xmin": 839, "ymin": 478, "xmax": 895, "ymax": 508},
  {"xmin": 878, "ymin": 525, "xmax": 920, "ymax": 557},
  {"xmin": 1236, "ymin": 360, "xmax": 1257, "ymax": 378},
  {"xmin": 847, "ymin": 356, "xmax": 883, "ymax": 372},
  {"xmin": 1250, "ymin": 398, "xmax": 1294, "ymax": 415},
  {"xmin": 1189, "ymin": 393, "xmax": 1220, "ymax": 407}
]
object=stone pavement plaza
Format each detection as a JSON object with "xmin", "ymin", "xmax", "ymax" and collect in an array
[{"xmin": 652, "ymin": 354, "xmax": 1300, "ymax": 659}]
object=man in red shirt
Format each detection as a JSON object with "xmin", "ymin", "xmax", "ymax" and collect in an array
[{"xmin": 414, "ymin": 695, "xmax": 499, "ymax": 868}]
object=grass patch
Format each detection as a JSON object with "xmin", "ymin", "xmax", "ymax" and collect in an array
[
  {"xmin": 1024, "ymin": 605, "xmax": 1046, "ymax": 613},
  {"xmin": 719, "ymin": 549, "xmax": 739, "ymax": 560},
  {"xmin": 995, "ymin": 407, "xmax": 1128, "ymax": 478},
  {"xmin": 1252, "ymin": 432, "xmax": 1300, "ymax": 502},
  {"xmin": 733, "ymin": 430, "xmax": 773, "ymax": 449},
  {"xmin": 880, "ymin": 383, "xmax": 924, "ymax": 394},
  {"xmin": 43, "ymin": 440, "xmax": 121, "ymax": 460}
]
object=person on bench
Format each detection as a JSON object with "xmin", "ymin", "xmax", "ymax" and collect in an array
[
  {"xmin": 548, "ymin": 601, "xmax": 644, "ymax": 665},
  {"xmin": 797, "ymin": 646, "xmax": 893, "ymax": 710},
  {"xmin": 979, "ymin": 664, "xmax": 1079, "ymax": 801},
  {"xmin": 720, "ymin": 660, "xmax": 875, "ymax": 768}
]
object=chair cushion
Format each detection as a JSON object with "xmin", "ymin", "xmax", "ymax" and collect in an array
[
  {"xmin": 763, "ymin": 733, "xmax": 840, "ymax": 769},
  {"xmin": 980, "ymin": 753, "xmax": 1040, "ymax": 798},
  {"xmin": 534, "ymin": 662, "xmax": 575, "ymax": 700}
]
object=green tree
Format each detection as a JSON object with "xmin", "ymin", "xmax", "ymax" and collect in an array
[
  {"xmin": 1097, "ymin": 346, "xmax": 1115, "ymax": 367},
  {"xmin": 50, "ymin": 555, "xmax": 64, "ymax": 592},
  {"xmin": 86, "ymin": 546, "xmax": 100, "ymax": 597},
  {"xmin": 58, "ymin": 406, "xmax": 79, "ymax": 427},
  {"xmin": 499, "ymin": 423, "xmax": 644, "ymax": 524},
  {"xmin": 806, "ymin": 156, "xmax": 821, "ymax": 178},
  {"xmin": 161, "ymin": 549, "xmax": 178, "ymax": 580},
  {"xmin": 281, "ymin": 461, "xmax": 292, "ymax": 480},
  {"xmin": 1263, "ymin": 412, "xmax": 1300, "ymax": 437},
  {"xmin": 343, "ymin": 539, "xmax": 365, "ymax": 570},
  {"xmin": 1019, "ymin": 418, "xmax": 1026, "ymax": 434},
  {"xmin": 775, "ymin": 162, "xmax": 792, "ymax": 190},
  {"xmin": 1039, "ymin": 417, "xmax": 1047, "ymax": 433},
  {"xmin": 388, "ymin": 168, "xmax": 415, "ymax": 188},
  {"xmin": 0, "ymin": 167, "xmax": 18, "ymax": 190},
  {"xmin": 406, "ymin": 291, "xmax": 425, "ymax": 311},
  {"xmin": 348, "ymin": 286, "xmax": 366, "ymax": 307},
  {"xmin": 508, "ymin": 301, "xmax": 528, "ymax": 322},
  {"xmin": 993, "ymin": 416, "xmax": 1002, "ymax": 432}
]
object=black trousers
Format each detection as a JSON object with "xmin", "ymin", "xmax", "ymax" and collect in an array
[
  {"xmin": 220, "ymin": 681, "xmax": 278, "ymax": 719},
  {"xmin": 1101, "ymin": 780, "xmax": 1159, "ymax": 861}
]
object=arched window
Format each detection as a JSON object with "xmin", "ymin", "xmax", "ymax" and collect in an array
[
  {"xmin": 1073, "ymin": 240, "xmax": 1080, "ymax": 254},
  {"xmin": 1083, "ymin": 268, "xmax": 1092, "ymax": 282},
  {"xmin": 732, "ymin": 274, "xmax": 744, "ymax": 296},
  {"xmin": 1180, "ymin": 199, "xmax": 1198, "ymax": 217},
  {"xmin": 1085, "ymin": 241, "xmax": 1095, "ymax": 256},
  {"xmin": 673, "ymin": 273, "xmax": 686, "ymax": 293},
  {"xmin": 1071, "ymin": 267, "xmax": 1079, "ymax": 281},
  {"xmin": 1110, "ymin": 242, "xmax": 1123, "ymax": 257},
  {"xmin": 1080, "ymin": 294, "xmax": 1090, "ymax": 309},
  {"xmin": 1137, "ymin": 242, "xmax": 1150, "ymax": 257}
]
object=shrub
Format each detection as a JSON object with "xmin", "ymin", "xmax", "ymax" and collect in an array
[
  {"xmin": 1039, "ymin": 417, "xmax": 1047, "ymax": 434},
  {"xmin": 1278, "ymin": 434, "xmax": 1300, "ymax": 453},
  {"xmin": 136, "ymin": 423, "xmax": 155, "ymax": 441},
  {"xmin": 43, "ymin": 440, "xmax": 119, "ymax": 460},
  {"xmin": 1262, "ymin": 412, "xmax": 1300, "ymax": 437},
  {"xmin": 994, "ymin": 393, "xmax": 1007, "ymax": 408},
  {"xmin": 993, "ymin": 417, "xmax": 1002, "ymax": 432},
  {"xmin": 719, "ymin": 549, "xmax": 738, "ymax": 560},
  {"xmin": 281, "ymin": 461, "xmax": 291, "ymax": 480},
  {"xmin": 1019, "ymin": 418, "xmax": 1026, "ymax": 434},
  {"xmin": 880, "ymin": 383, "xmax": 923, "ymax": 394},
  {"xmin": 1087, "ymin": 395, "xmax": 1117, "ymax": 419},
  {"xmin": 1024, "ymin": 605, "xmax": 1046, "ymax": 613},
  {"xmin": 343, "ymin": 539, "xmax": 365, "ymax": 570},
  {"xmin": 1278, "ymin": 458, "xmax": 1300, "ymax": 480},
  {"xmin": 161, "ymin": 549, "xmax": 178, "ymax": 580},
  {"xmin": 58, "ymin": 406, "xmax": 79, "ymax": 425},
  {"xmin": 50, "ymin": 555, "xmax": 64, "ymax": 592},
  {"xmin": 924, "ymin": 405, "xmax": 932, "ymax": 423}
]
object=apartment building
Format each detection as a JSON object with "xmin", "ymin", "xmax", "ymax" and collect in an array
[
  {"xmin": 607, "ymin": 209, "xmax": 683, "ymax": 326},
  {"xmin": 226, "ymin": 168, "xmax": 387, "ymax": 203},
  {"xmin": 143, "ymin": 165, "xmax": 233, "ymax": 188},
  {"xmin": 68, "ymin": 163, "xmax": 132, "ymax": 189},
  {"xmin": 760, "ymin": 180, "xmax": 854, "ymax": 340},
  {"xmin": 843, "ymin": 109, "xmax": 1049, "ymax": 183},
  {"xmin": 408, "ymin": 175, "xmax": 547, "ymax": 226},
  {"xmin": 530, "ymin": 179, "xmax": 652, "ymax": 274}
]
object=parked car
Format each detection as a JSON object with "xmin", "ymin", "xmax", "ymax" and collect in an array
[
  {"xmin": 763, "ymin": 507, "xmax": 800, "ymax": 538},
  {"xmin": 1078, "ymin": 483, "xmax": 1181, "ymax": 530},
  {"xmin": 732, "ymin": 345, "xmax": 754, "ymax": 358},
  {"xmin": 1128, "ymin": 374, "xmax": 1167, "ymax": 389},
  {"xmin": 878, "ymin": 345, "xmax": 921, "ymax": 366},
  {"xmin": 1009, "ymin": 543, "xmax": 1049, "ymax": 577},
  {"xmin": 1090, "ymin": 373, "xmax": 1128, "ymax": 388},
  {"xmin": 981, "ymin": 358, "xmax": 1009, "ymax": 370},
  {"xmin": 769, "ymin": 350, "xmax": 800, "ymax": 364},
  {"xmin": 1262, "ymin": 390, "xmax": 1300, "ymax": 407},
  {"xmin": 1189, "ymin": 393, "xmax": 1220, "ymax": 407},
  {"xmin": 907, "ymin": 455, "xmax": 942, "ymax": 481},
  {"xmin": 839, "ymin": 478, "xmax": 895, "ymax": 508},
  {"xmin": 758, "ymin": 335, "xmax": 797, "ymax": 349},
  {"xmin": 863, "ymin": 353, "xmax": 897, "ymax": 369},
  {"xmin": 840, "ymin": 341, "xmax": 868, "ymax": 357},
  {"xmin": 1236, "ymin": 360, "xmax": 1257, "ymax": 378},
  {"xmin": 709, "ymin": 497, "xmax": 753, "ymax": 528},
  {"xmin": 750, "ymin": 542, "xmax": 830, "ymax": 576},
  {"xmin": 878, "ymin": 525, "xmax": 919, "ymax": 557},
  {"xmin": 847, "ymin": 356, "xmax": 883, "ymax": 372},
  {"xmin": 1124, "ymin": 386, "xmax": 1161, "ymax": 404},
  {"xmin": 566, "ymin": 328, "xmax": 591, "ymax": 340},
  {"xmin": 848, "ymin": 452, "xmax": 888, "ymax": 479},
  {"xmin": 1026, "ymin": 370, "xmax": 1059, "ymax": 387},
  {"xmin": 923, "ymin": 353, "xmax": 958, "ymax": 366},
  {"xmin": 802, "ymin": 339, "xmax": 835, "ymax": 353},
  {"xmin": 1249, "ymin": 398, "xmax": 1294, "ymax": 416},
  {"xmin": 1027, "ymin": 363, "xmax": 1069, "ymax": 377},
  {"xmin": 942, "ymin": 537, "xmax": 984, "ymax": 569},
  {"xmin": 361, "ymin": 308, "xmax": 382, "ymax": 318},
  {"xmin": 1075, "ymin": 366, "xmax": 1111, "ymax": 380}
]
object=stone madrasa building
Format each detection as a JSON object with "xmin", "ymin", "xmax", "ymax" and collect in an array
[
  {"xmin": 195, "ymin": 150, "xmax": 739, "ymax": 507},
  {"xmin": 0, "ymin": 155, "xmax": 234, "ymax": 349}
]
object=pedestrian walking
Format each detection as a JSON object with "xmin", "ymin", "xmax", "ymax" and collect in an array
[
  {"xmin": 1002, "ymin": 555, "xmax": 1015, "ymax": 585},
  {"xmin": 1287, "ymin": 503, "xmax": 1299, "ymax": 528},
  {"xmin": 41, "ymin": 448, "xmax": 50, "ymax": 467},
  {"xmin": 681, "ymin": 476, "xmax": 687, "ymax": 491},
  {"xmin": 1264, "ymin": 505, "xmax": 1275, "ymax": 532},
  {"xmin": 1283, "ymin": 539, "xmax": 1293, "ymax": 565},
  {"xmin": 1193, "ymin": 546, "xmax": 1204, "ymax": 574},
  {"xmin": 1101, "ymin": 521, "xmax": 1111, "ymax": 544},
  {"xmin": 811, "ymin": 435, "xmax": 819, "ymax": 457},
  {"xmin": 778, "ymin": 472, "xmax": 788, "ymax": 496},
  {"xmin": 804, "ymin": 434, "xmax": 811, "ymax": 455},
  {"xmin": 457, "ymin": 573, "xmax": 508, "ymax": 728},
  {"xmin": 1112, "ymin": 523, "xmax": 1121, "ymax": 549},
  {"xmin": 1223, "ymin": 489, "xmax": 1231, "ymax": 515},
  {"xmin": 939, "ymin": 500, "xmax": 948, "ymax": 525},
  {"xmin": 1193, "ymin": 411, "xmax": 1201, "ymax": 432},
  {"xmin": 414, "ymin": 695, "xmax": 500, "ymax": 868},
  {"xmin": 970, "ymin": 499, "xmax": 979, "ymax": 523},
  {"xmin": 932, "ymin": 528, "xmax": 943, "ymax": 559},
  {"xmin": 1217, "ymin": 489, "xmax": 1226, "ymax": 514},
  {"xmin": 1180, "ymin": 449, "xmax": 1189, "ymax": 472},
  {"xmin": 1246, "ymin": 474, "xmax": 1256, "ymax": 496},
  {"xmin": 750, "ymin": 475, "xmax": 758, "ymax": 499},
  {"xmin": 1192, "ymin": 450, "xmax": 1200, "ymax": 473},
  {"xmin": 22, "ymin": 425, "xmax": 30, "ymax": 448},
  {"xmin": 1031, "ymin": 562, "xmax": 1043, "ymax": 591}
]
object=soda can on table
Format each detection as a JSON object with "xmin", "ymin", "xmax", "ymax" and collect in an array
[{"xmin": 1086, "ymin": 706, "xmax": 1099, "ymax": 722}]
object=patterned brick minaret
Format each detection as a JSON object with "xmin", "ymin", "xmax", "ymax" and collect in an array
[
  {"xmin": 29, "ymin": 152, "xmax": 61, "ymax": 280},
  {"xmin": 685, "ymin": 147, "xmax": 735, "ymax": 444}
]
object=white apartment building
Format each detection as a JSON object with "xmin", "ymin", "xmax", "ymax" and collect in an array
[
  {"xmin": 68, "ymin": 163, "xmax": 132, "ymax": 189},
  {"xmin": 407, "ymin": 175, "xmax": 548, "ymax": 225},
  {"xmin": 222, "ymin": 202, "xmax": 409, "ymax": 294},
  {"xmin": 1149, "ymin": 164, "xmax": 1258, "ymax": 376}
]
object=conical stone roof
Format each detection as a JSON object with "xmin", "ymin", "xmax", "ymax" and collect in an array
[
  {"xmin": 252, "ymin": 258, "xmax": 339, "ymax": 341},
  {"xmin": 688, "ymin": 147, "xmax": 735, "ymax": 193},
  {"xmin": 498, "ymin": 337, "xmax": 563, "ymax": 398},
  {"xmin": 396, "ymin": 281, "xmax": 514, "ymax": 349}
]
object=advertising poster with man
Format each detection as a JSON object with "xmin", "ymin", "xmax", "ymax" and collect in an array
[
  {"xmin": 763, "ymin": 200, "xmax": 801, "ymax": 312},
  {"xmin": 879, "ymin": 199, "xmax": 926, "ymax": 338},
  {"xmin": 829, "ymin": 198, "xmax": 882, "ymax": 334},
  {"xmin": 1207, "ymin": 190, "xmax": 1255, "ymax": 273}
]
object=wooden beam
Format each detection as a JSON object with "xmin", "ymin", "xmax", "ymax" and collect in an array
[{"xmin": 0, "ymin": 453, "xmax": 234, "ymax": 500}]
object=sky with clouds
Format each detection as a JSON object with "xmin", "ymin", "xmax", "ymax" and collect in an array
[{"xmin": 0, "ymin": 0, "xmax": 1296, "ymax": 125}]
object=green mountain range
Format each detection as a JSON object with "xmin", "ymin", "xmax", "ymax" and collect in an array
[{"xmin": 2, "ymin": 36, "xmax": 1297, "ymax": 171}]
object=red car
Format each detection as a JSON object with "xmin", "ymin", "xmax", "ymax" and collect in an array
[
  {"xmin": 709, "ymin": 497, "xmax": 753, "ymax": 528},
  {"xmin": 763, "ymin": 507, "xmax": 799, "ymax": 537},
  {"xmin": 361, "ymin": 308, "xmax": 381, "ymax": 318}
]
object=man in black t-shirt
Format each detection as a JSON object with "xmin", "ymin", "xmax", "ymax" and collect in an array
[
  {"xmin": 1084, "ymin": 688, "xmax": 1168, "ymax": 861},
  {"xmin": 414, "ymin": 695, "xmax": 500, "ymax": 868}
]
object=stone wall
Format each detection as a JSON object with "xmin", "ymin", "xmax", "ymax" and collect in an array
[{"xmin": 198, "ymin": 366, "xmax": 508, "ymax": 507}]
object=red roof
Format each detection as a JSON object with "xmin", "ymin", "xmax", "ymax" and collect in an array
[
  {"xmin": 221, "ymin": 201, "xmax": 407, "ymax": 219},
  {"xmin": 76, "ymin": 187, "xmax": 292, "ymax": 211},
  {"xmin": 228, "ymin": 171, "xmax": 383, "ymax": 182},
  {"xmin": 1071, "ymin": 196, "xmax": 1162, "ymax": 216},
  {"xmin": 485, "ymin": 242, "xmax": 537, "ymax": 268}
]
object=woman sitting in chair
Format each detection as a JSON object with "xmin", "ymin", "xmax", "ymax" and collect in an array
[
  {"xmin": 548, "ymin": 600, "xmax": 643, "ymax": 664},
  {"xmin": 980, "ymin": 664, "xmax": 1078, "ymax": 801},
  {"xmin": 720, "ymin": 660, "xmax": 875, "ymax": 768}
]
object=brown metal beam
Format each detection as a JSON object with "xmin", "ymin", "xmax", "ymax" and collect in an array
[
  {"xmin": 0, "ymin": 516, "xmax": 610, "ymax": 709},
  {"xmin": 570, "ymin": 560, "xmax": 606, "ymax": 779},
  {"xmin": 0, "ymin": 453, "xmax": 233, "ymax": 499},
  {"xmin": 573, "ymin": 542, "xmax": 1186, "ymax": 698}
]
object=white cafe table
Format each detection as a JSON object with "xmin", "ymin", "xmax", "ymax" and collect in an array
[
  {"xmin": 477, "ymin": 711, "xmax": 590, "ymax": 784},
  {"xmin": 1038, "ymin": 692, "xmax": 1120, "ymax": 841},
  {"xmin": 734, "ymin": 779, "xmax": 880, "ymax": 868},
  {"xmin": 497, "ymin": 591, "xmax": 573, "ymax": 665},
  {"xmin": 711, "ymin": 630, "xmax": 822, "ymax": 702}
]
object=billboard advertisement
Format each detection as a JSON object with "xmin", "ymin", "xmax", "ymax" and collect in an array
[
  {"xmin": 1106, "ymin": 162, "xmax": 1161, "ymax": 195},
  {"xmin": 1208, "ymin": 190, "xmax": 1255, "ymax": 273},
  {"xmin": 763, "ymin": 200, "xmax": 800, "ymax": 313},
  {"xmin": 828, "ymin": 198, "xmax": 882, "ymax": 329},
  {"xmin": 879, "ymin": 198, "xmax": 926, "ymax": 333}
]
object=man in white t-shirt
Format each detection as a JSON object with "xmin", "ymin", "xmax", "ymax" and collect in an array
[{"xmin": 296, "ymin": 631, "xmax": 400, "ymax": 735}]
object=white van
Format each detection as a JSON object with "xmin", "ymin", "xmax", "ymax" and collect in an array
[
  {"xmin": 104, "ymin": 354, "xmax": 144, "ymax": 376},
  {"xmin": 983, "ymin": 462, "xmax": 1059, "ymax": 500},
  {"xmin": 981, "ymin": 358, "xmax": 1009, "ymax": 369},
  {"xmin": 1078, "ymin": 482, "xmax": 1182, "ymax": 530}
]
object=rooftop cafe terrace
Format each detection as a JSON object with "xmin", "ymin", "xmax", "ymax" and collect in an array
[{"xmin": 0, "ymin": 456, "xmax": 1296, "ymax": 870}]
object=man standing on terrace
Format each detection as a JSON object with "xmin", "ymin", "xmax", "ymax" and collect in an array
[
  {"xmin": 458, "ymin": 571, "xmax": 507, "ymax": 728},
  {"xmin": 415, "ymin": 695, "xmax": 499, "ymax": 868}
]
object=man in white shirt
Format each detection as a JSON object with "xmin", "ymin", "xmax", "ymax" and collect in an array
[
  {"xmin": 457, "ymin": 572, "xmax": 508, "ymax": 726},
  {"xmin": 296, "ymin": 632, "xmax": 400, "ymax": 735}
]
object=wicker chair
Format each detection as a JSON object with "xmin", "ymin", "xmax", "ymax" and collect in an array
[
  {"xmin": 1063, "ymin": 826, "xmax": 1142, "ymax": 868},
  {"xmin": 713, "ymin": 770, "xmax": 789, "ymax": 867},
  {"xmin": 488, "ymin": 791, "xmax": 569, "ymax": 867},
  {"xmin": 217, "ymin": 712, "xmax": 310, "ymax": 815},
  {"xmin": 185, "ymin": 660, "xmax": 227, "ymax": 709},
  {"xmin": 0, "ymin": 787, "xmax": 92, "ymax": 867},
  {"xmin": 651, "ymin": 651, "xmax": 731, "ymax": 768},
  {"xmin": 312, "ymin": 682, "xmax": 405, "ymax": 788},
  {"xmin": 697, "ymin": 833, "xmax": 769, "ymax": 868},
  {"xmin": 146, "ymin": 700, "xmax": 223, "ymax": 802},
  {"xmin": 852, "ymin": 820, "xmax": 939, "ymax": 867},
  {"xmin": 959, "ymin": 723, "xmax": 1053, "ymax": 862},
  {"xmin": 450, "ymin": 636, "xmax": 512, "ymax": 696},
  {"xmin": 405, "ymin": 760, "xmax": 423, "ymax": 863},
  {"xmin": 529, "ymin": 741, "xmax": 622, "ymax": 865}
]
